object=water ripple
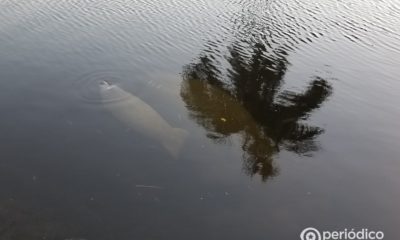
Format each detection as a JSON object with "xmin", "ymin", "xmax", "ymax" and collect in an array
[{"xmin": 0, "ymin": 0, "xmax": 398, "ymax": 72}]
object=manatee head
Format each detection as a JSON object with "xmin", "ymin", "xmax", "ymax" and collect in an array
[{"xmin": 97, "ymin": 80, "xmax": 132, "ymax": 104}]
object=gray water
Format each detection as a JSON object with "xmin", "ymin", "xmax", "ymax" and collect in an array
[{"xmin": 0, "ymin": 0, "xmax": 399, "ymax": 239}]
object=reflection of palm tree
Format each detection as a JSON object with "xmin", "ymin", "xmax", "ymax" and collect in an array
[{"xmin": 181, "ymin": 41, "xmax": 332, "ymax": 181}]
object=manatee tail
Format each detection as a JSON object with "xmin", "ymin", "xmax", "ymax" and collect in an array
[{"xmin": 163, "ymin": 127, "xmax": 188, "ymax": 159}]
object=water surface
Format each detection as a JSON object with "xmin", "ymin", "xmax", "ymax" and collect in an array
[{"xmin": 0, "ymin": 0, "xmax": 399, "ymax": 239}]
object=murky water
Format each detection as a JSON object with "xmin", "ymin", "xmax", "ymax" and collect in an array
[{"xmin": 1, "ymin": 0, "xmax": 399, "ymax": 239}]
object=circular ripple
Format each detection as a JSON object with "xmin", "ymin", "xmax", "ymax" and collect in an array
[{"xmin": 75, "ymin": 71, "xmax": 133, "ymax": 104}]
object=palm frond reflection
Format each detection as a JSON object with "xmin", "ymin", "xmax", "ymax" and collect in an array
[{"xmin": 181, "ymin": 41, "xmax": 332, "ymax": 181}]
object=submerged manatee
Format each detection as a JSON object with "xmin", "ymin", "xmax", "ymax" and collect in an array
[{"xmin": 99, "ymin": 81, "xmax": 187, "ymax": 158}]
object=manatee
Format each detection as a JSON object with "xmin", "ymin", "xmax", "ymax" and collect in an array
[{"xmin": 99, "ymin": 81, "xmax": 187, "ymax": 158}]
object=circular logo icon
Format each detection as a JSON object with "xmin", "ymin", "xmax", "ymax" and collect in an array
[{"xmin": 300, "ymin": 227, "xmax": 321, "ymax": 240}]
